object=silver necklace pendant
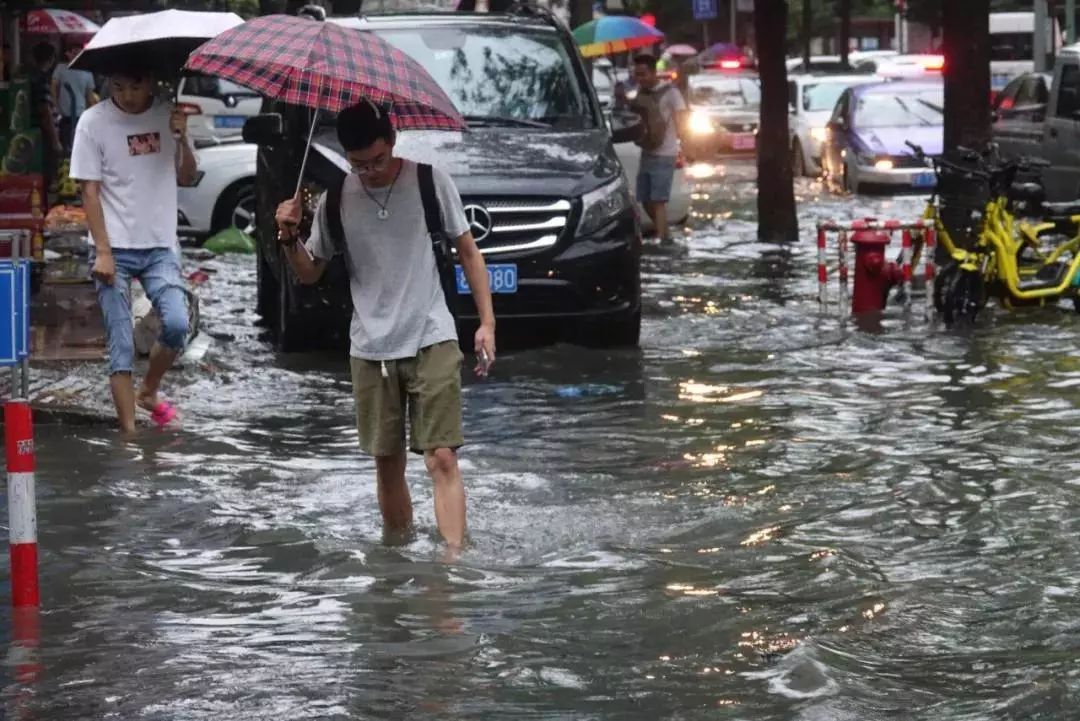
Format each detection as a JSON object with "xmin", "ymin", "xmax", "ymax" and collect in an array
[{"xmin": 377, "ymin": 208, "xmax": 390, "ymax": 220}]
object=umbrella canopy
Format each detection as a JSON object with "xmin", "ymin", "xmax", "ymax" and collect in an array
[
  {"xmin": 70, "ymin": 10, "xmax": 244, "ymax": 78},
  {"xmin": 21, "ymin": 9, "xmax": 100, "ymax": 36},
  {"xmin": 185, "ymin": 15, "xmax": 464, "ymax": 131},
  {"xmin": 663, "ymin": 44, "xmax": 698, "ymax": 59},
  {"xmin": 573, "ymin": 16, "xmax": 664, "ymax": 59}
]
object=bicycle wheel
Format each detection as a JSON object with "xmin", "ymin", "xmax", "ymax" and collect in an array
[{"xmin": 942, "ymin": 267, "xmax": 987, "ymax": 325}]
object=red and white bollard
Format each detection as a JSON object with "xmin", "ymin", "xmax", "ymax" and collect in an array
[
  {"xmin": 817, "ymin": 218, "xmax": 936, "ymax": 319},
  {"xmin": 4, "ymin": 401, "xmax": 37, "ymax": 607}
]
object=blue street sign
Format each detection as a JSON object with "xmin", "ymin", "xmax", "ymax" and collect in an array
[
  {"xmin": 0, "ymin": 260, "xmax": 30, "ymax": 366},
  {"xmin": 693, "ymin": 0, "xmax": 718, "ymax": 20}
]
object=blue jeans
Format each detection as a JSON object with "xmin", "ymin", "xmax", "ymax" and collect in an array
[
  {"xmin": 636, "ymin": 154, "xmax": 677, "ymax": 204},
  {"xmin": 93, "ymin": 248, "xmax": 188, "ymax": 375}
]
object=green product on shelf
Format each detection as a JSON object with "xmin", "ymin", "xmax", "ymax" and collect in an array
[
  {"xmin": 0, "ymin": 128, "xmax": 44, "ymax": 175},
  {"xmin": 0, "ymin": 78, "xmax": 32, "ymax": 133}
]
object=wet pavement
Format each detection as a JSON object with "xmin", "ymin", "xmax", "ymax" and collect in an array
[{"xmin": 5, "ymin": 162, "xmax": 1080, "ymax": 719}]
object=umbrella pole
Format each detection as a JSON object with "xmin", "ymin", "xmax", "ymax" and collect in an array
[{"xmin": 294, "ymin": 108, "xmax": 320, "ymax": 199}]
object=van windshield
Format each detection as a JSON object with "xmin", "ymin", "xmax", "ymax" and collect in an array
[
  {"xmin": 991, "ymin": 32, "xmax": 1034, "ymax": 61},
  {"xmin": 374, "ymin": 25, "xmax": 595, "ymax": 129}
]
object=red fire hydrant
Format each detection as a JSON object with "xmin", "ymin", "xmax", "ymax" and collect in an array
[{"xmin": 850, "ymin": 227, "xmax": 903, "ymax": 315}]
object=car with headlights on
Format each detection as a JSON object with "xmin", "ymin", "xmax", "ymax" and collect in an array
[
  {"xmin": 788, "ymin": 73, "xmax": 881, "ymax": 177},
  {"xmin": 682, "ymin": 72, "xmax": 760, "ymax": 160},
  {"xmin": 821, "ymin": 79, "xmax": 942, "ymax": 194}
]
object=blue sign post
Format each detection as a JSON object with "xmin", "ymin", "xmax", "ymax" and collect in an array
[
  {"xmin": 693, "ymin": 0, "xmax": 718, "ymax": 21},
  {"xmin": 0, "ymin": 230, "xmax": 32, "ymax": 398}
]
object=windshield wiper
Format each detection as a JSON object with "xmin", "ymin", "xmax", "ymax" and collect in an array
[{"xmin": 464, "ymin": 115, "xmax": 552, "ymax": 128}]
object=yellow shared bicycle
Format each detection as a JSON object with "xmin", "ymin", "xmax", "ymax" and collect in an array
[{"xmin": 906, "ymin": 142, "xmax": 1080, "ymax": 323}]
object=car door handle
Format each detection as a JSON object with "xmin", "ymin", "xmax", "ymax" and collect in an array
[{"xmin": 1049, "ymin": 127, "xmax": 1058, "ymax": 138}]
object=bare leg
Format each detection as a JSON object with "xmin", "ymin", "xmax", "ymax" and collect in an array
[
  {"xmin": 375, "ymin": 450, "xmax": 413, "ymax": 540},
  {"xmin": 654, "ymin": 201, "xmax": 671, "ymax": 242},
  {"xmin": 424, "ymin": 448, "xmax": 467, "ymax": 548},
  {"xmin": 109, "ymin": 373, "xmax": 137, "ymax": 435},
  {"xmin": 136, "ymin": 342, "xmax": 180, "ymax": 412}
]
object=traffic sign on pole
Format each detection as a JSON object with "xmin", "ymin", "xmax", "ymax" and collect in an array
[{"xmin": 693, "ymin": 0, "xmax": 718, "ymax": 21}]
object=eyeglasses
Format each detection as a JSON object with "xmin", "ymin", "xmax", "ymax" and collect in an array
[{"xmin": 349, "ymin": 151, "xmax": 391, "ymax": 176}]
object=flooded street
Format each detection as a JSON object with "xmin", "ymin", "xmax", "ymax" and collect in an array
[{"xmin": 7, "ymin": 163, "xmax": 1080, "ymax": 719}]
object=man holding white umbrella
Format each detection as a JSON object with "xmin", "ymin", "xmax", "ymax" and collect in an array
[{"xmin": 67, "ymin": 10, "xmax": 244, "ymax": 432}]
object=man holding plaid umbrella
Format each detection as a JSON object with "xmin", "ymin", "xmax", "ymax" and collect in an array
[{"xmin": 275, "ymin": 102, "xmax": 495, "ymax": 550}]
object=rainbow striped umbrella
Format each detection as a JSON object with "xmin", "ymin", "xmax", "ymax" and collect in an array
[{"xmin": 573, "ymin": 16, "xmax": 664, "ymax": 59}]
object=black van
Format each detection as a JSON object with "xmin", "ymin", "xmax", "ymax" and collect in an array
[{"xmin": 247, "ymin": 5, "xmax": 643, "ymax": 351}]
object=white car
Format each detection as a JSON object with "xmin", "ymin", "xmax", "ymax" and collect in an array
[
  {"xmin": 176, "ymin": 139, "xmax": 689, "ymax": 242},
  {"xmin": 786, "ymin": 55, "xmax": 845, "ymax": 74},
  {"xmin": 788, "ymin": 74, "xmax": 881, "ymax": 176},
  {"xmin": 854, "ymin": 53, "xmax": 944, "ymax": 78},
  {"xmin": 177, "ymin": 140, "xmax": 257, "ymax": 241},
  {"xmin": 177, "ymin": 75, "xmax": 262, "ymax": 143}
]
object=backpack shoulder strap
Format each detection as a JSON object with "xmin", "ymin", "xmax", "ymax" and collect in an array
[
  {"xmin": 417, "ymin": 162, "xmax": 443, "ymax": 236},
  {"xmin": 325, "ymin": 177, "xmax": 346, "ymax": 254},
  {"xmin": 416, "ymin": 162, "xmax": 459, "ymax": 318}
]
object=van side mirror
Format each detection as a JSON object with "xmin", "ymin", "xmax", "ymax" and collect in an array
[
  {"xmin": 243, "ymin": 113, "xmax": 283, "ymax": 145},
  {"xmin": 609, "ymin": 109, "xmax": 643, "ymax": 145}
]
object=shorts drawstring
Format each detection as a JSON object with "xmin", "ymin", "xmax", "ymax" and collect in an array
[{"xmin": 380, "ymin": 360, "xmax": 388, "ymax": 378}]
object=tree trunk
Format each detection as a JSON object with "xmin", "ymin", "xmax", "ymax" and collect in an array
[
  {"xmin": 754, "ymin": 0, "xmax": 798, "ymax": 243},
  {"xmin": 802, "ymin": 0, "xmax": 812, "ymax": 68},
  {"xmin": 943, "ymin": 0, "xmax": 991, "ymax": 149},
  {"xmin": 838, "ymin": 0, "xmax": 851, "ymax": 68}
]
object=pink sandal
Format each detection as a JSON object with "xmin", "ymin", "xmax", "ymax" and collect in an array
[{"xmin": 148, "ymin": 401, "xmax": 177, "ymax": 428}]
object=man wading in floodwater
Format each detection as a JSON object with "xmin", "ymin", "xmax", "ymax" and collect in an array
[
  {"xmin": 72, "ymin": 68, "xmax": 196, "ymax": 434},
  {"xmin": 275, "ymin": 101, "xmax": 496, "ymax": 549}
]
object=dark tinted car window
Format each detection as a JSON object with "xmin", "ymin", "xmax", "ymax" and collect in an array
[
  {"xmin": 1056, "ymin": 64, "xmax": 1080, "ymax": 118},
  {"xmin": 375, "ymin": 25, "xmax": 594, "ymax": 127}
]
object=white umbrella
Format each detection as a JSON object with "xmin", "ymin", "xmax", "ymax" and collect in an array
[{"xmin": 70, "ymin": 10, "xmax": 244, "ymax": 78}]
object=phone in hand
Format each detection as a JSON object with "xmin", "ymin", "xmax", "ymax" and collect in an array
[{"xmin": 477, "ymin": 349, "xmax": 491, "ymax": 378}]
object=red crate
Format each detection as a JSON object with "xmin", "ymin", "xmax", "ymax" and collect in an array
[{"xmin": 0, "ymin": 174, "xmax": 44, "ymax": 217}]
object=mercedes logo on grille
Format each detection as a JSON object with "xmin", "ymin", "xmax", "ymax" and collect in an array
[{"xmin": 464, "ymin": 204, "xmax": 493, "ymax": 241}]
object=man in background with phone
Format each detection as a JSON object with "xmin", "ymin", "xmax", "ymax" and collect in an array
[{"xmin": 275, "ymin": 101, "xmax": 495, "ymax": 550}]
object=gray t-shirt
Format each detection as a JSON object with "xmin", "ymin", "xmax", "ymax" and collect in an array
[
  {"xmin": 645, "ymin": 82, "xmax": 687, "ymax": 158},
  {"xmin": 306, "ymin": 160, "xmax": 470, "ymax": 361},
  {"xmin": 52, "ymin": 63, "xmax": 95, "ymax": 119}
]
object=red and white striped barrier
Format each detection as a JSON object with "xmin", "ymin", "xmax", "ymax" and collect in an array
[
  {"xmin": 4, "ymin": 401, "xmax": 37, "ymax": 607},
  {"xmin": 817, "ymin": 218, "xmax": 937, "ymax": 319}
]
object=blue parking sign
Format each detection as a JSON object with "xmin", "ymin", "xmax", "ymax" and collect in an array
[
  {"xmin": 0, "ymin": 262, "xmax": 18, "ymax": 366},
  {"xmin": 0, "ymin": 259, "xmax": 31, "ymax": 366},
  {"xmin": 693, "ymin": 0, "xmax": 718, "ymax": 20}
]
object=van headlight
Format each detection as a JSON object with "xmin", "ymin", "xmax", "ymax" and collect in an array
[
  {"xmin": 688, "ymin": 110, "xmax": 715, "ymax": 135},
  {"xmin": 578, "ymin": 176, "xmax": 633, "ymax": 237}
]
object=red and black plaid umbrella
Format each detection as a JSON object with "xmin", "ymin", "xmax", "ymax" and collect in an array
[{"xmin": 184, "ymin": 14, "xmax": 464, "ymax": 131}]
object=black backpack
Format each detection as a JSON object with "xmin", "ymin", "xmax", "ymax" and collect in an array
[
  {"xmin": 324, "ymin": 162, "xmax": 457, "ymax": 318},
  {"xmin": 630, "ymin": 84, "xmax": 675, "ymax": 152}
]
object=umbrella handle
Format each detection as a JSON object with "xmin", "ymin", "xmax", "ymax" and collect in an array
[
  {"xmin": 294, "ymin": 108, "xmax": 320, "ymax": 199},
  {"xmin": 171, "ymin": 86, "xmax": 182, "ymax": 141}
]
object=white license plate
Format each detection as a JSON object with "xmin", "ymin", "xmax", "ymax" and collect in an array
[
  {"xmin": 732, "ymin": 133, "xmax": 756, "ymax": 150},
  {"xmin": 912, "ymin": 172, "xmax": 936, "ymax": 188},
  {"xmin": 456, "ymin": 263, "xmax": 518, "ymax": 294},
  {"xmin": 213, "ymin": 115, "xmax": 246, "ymax": 129}
]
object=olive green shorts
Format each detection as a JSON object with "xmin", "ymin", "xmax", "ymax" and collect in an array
[{"xmin": 350, "ymin": 341, "xmax": 465, "ymax": 457}]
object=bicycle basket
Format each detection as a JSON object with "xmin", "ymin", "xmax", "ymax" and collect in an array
[{"xmin": 936, "ymin": 159, "xmax": 990, "ymax": 211}]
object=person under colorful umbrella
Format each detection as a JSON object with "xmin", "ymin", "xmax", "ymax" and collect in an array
[{"xmin": 188, "ymin": 14, "xmax": 491, "ymax": 551}]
